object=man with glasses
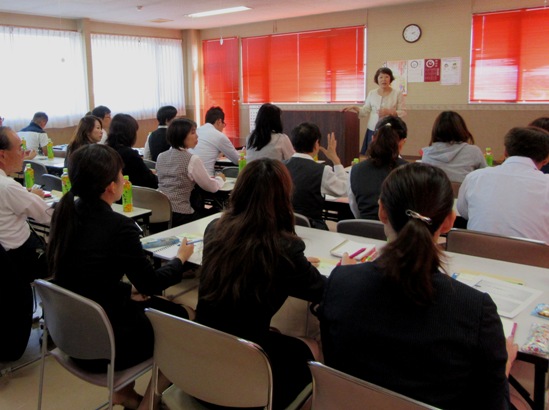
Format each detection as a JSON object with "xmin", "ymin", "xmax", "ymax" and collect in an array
[
  {"xmin": 0, "ymin": 126, "xmax": 52, "ymax": 361},
  {"xmin": 191, "ymin": 106, "xmax": 241, "ymax": 176},
  {"xmin": 91, "ymin": 105, "xmax": 112, "ymax": 144}
]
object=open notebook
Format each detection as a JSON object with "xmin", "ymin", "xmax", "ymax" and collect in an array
[
  {"xmin": 141, "ymin": 234, "xmax": 204, "ymax": 264},
  {"xmin": 330, "ymin": 239, "xmax": 376, "ymax": 261}
]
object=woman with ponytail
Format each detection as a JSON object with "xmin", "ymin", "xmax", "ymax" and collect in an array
[
  {"xmin": 348, "ymin": 115, "xmax": 408, "ymax": 220},
  {"xmin": 47, "ymin": 144, "xmax": 194, "ymax": 410},
  {"xmin": 319, "ymin": 162, "xmax": 516, "ymax": 409}
]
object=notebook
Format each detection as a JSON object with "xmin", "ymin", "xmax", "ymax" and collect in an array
[{"xmin": 330, "ymin": 240, "xmax": 376, "ymax": 261}]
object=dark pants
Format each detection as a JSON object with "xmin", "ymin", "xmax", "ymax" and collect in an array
[{"xmin": 360, "ymin": 128, "xmax": 375, "ymax": 155}]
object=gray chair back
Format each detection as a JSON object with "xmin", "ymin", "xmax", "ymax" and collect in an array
[
  {"xmin": 294, "ymin": 213, "xmax": 311, "ymax": 228},
  {"xmin": 446, "ymin": 228, "xmax": 549, "ymax": 268},
  {"xmin": 336, "ymin": 219, "xmax": 386, "ymax": 241},
  {"xmin": 222, "ymin": 166, "xmax": 239, "ymax": 178},
  {"xmin": 41, "ymin": 173, "xmax": 62, "ymax": 192},
  {"xmin": 133, "ymin": 185, "xmax": 172, "ymax": 228},
  {"xmin": 23, "ymin": 160, "xmax": 48, "ymax": 185},
  {"xmin": 308, "ymin": 361, "xmax": 439, "ymax": 410},
  {"xmin": 143, "ymin": 159, "xmax": 156, "ymax": 170}
]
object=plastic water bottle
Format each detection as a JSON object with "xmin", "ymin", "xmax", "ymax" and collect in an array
[
  {"xmin": 21, "ymin": 137, "xmax": 27, "ymax": 151},
  {"xmin": 238, "ymin": 152, "xmax": 246, "ymax": 173},
  {"xmin": 61, "ymin": 167, "xmax": 71, "ymax": 195},
  {"xmin": 352, "ymin": 157, "xmax": 359, "ymax": 166},
  {"xmin": 122, "ymin": 175, "xmax": 133, "ymax": 212},
  {"xmin": 24, "ymin": 163, "xmax": 34, "ymax": 190},
  {"xmin": 485, "ymin": 147, "xmax": 493, "ymax": 167},
  {"xmin": 47, "ymin": 138, "xmax": 54, "ymax": 160}
]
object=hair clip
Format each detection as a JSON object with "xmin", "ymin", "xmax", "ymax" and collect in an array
[
  {"xmin": 384, "ymin": 122, "xmax": 392, "ymax": 127},
  {"xmin": 405, "ymin": 209, "xmax": 432, "ymax": 225}
]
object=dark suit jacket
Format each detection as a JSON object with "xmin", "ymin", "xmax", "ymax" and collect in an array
[
  {"xmin": 318, "ymin": 262, "xmax": 509, "ymax": 410},
  {"xmin": 54, "ymin": 198, "xmax": 183, "ymax": 369},
  {"xmin": 112, "ymin": 144, "xmax": 158, "ymax": 188},
  {"xmin": 148, "ymin": 128, "xmax": 170, "ymax": 162}
]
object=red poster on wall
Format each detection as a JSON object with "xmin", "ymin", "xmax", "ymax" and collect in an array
[{"xmin": 424, "ymin": 59, "xmax": 441, "ymax": 82}]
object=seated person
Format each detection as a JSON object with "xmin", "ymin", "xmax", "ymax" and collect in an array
[
  {"xmin": 190, "ymin": 106, "xmax": 240, "ymax": 176},
  {"xmin": 349, "ymin": 116, "xmax": 407, "ymax": 220},
  {"xmin": 284, "ymin": 122, "xmax": 348, "ymax": 230},
  {"xmin": 143, "ymin": 105, "xmax": 177, "ymax": 162},
  {"xmin": 91, "ymin": 105, "xmax": 112, "ymax": 144},
  {"xmin": 319, "ymin": 162, "xmax": 516, "ymax": 409},
  {"xmin": 17, "ymin": 111, "xmax": 49, "ymax": 155},
  {"xmin": 421, "ymin": 111, "xmax": 486, "ymax": 183},
  {"xmin": 106, "ymin": 114, "xmax": 158, "ymax": 189},
  {"xmin": 64, "ymin": 115, "xmax": 103, "ymax": 167},
  {"xmin": 47, "ymin": 144, "xmax": 195, "ymax": 410},
  {"xmin": 529, "ymin": 117, "xmax": 549, "ymax": 173},
  {"xmin": 156, "ymin": 118, "xmax": 225, "ymax": 227},
  {"xmin": 0, "ymin": 126, "xmax": 52, "ymax": 361},
  {"xmin": 246, "ymin": 103, "xmax": 294, "ymax": 162},
  {"xmin": 195, "ymin": 158, "xmax": 325, "ymax": 410},
  {"xmin": 457, "ymin": 126, "xmax": 549, "ymax": 243}
]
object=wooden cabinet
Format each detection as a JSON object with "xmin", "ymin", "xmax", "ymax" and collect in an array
[{"xmin": 281, "ymin": 110, "xmax": 360, "ymax": 166}]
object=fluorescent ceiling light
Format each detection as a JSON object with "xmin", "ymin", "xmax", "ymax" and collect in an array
[{"xmin": 188, "ymin": 6, "xmax": 251, "ymax": 18}]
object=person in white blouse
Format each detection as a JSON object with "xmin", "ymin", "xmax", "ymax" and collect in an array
[
  {"xmin": 246, "ymin": 103, "xmax": 294, "ymax": 162},
  {"xmin": 344, "ymin": 67, "xmax": 406, "ymax": 156},
  {"xmin": 156, "ymin": 119, "xmax": 225, "ymax": 227}
]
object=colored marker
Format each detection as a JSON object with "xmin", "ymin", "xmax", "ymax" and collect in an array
[{"xmin": 336, "ymin": 247, "xmax": 366, "ymax": 266}]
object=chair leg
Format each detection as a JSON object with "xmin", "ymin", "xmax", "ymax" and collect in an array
[
  {"xmin": 107, "ymin": 363, "xmax": 114, "ymax": 410},
  {"xmin": 149, "ymin": 363, "xmax": 159, "ymax": 410},
  {"xmin": 37, "ymin": 326, "xmax": 49, "ymax": 410}
]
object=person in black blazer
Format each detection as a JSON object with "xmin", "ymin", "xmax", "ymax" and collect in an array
[
  {"xmin": 318, "ymin": 163, "xmax": 517, "ymax": 409},
  {"xmin": 107, "ymin": 113, "xmax": 158, "ymax": 189},
  {"xmin": 47, "ymin": 144, "xmax": 194, "ymax": 410}
]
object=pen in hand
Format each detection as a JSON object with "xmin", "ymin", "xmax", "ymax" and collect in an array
[{"xmin": 336, "ymin": 247, "xmax": 366, "ymax": 266}]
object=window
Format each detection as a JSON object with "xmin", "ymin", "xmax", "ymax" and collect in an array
[
  {"xmin": 91, "ymin": 34, "xmax": 185, "ymax": 119},
  {"xmin": 0, "ymin": 26, "xmax": 87, "ymax": 130},
  {"xmin": 242, "ymin": 26, "xmax": 365, "ymax": 103},
  {"xmin": 202, "ymin": 38, "xmax": 240, "ymax": 146},
  {"xmin": 471, "ymin": 7, "xmax": 549, "ymax": 103}
]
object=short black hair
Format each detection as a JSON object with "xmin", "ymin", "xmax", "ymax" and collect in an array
[
  {"xmin": 205, "ymin": 106, "xmax": 225, "ymax": 125},
  {"xmin": 106, "ymin": 113, "xmax": 139, "ymax": 148},
  {"xmin": 0, "ymin": 126, "xmax": 13, "ymax": 150},
  {"xmin": 290, "ymin": 122, "xmax": 321, "ymax": 153},
  {"xmin": 91, "ymin": 105, "xmax": 111, "ymax": 120},
  {"xmin": 156, "ymin": 106, "xmax": 178, "ymax": 125},
  {"xmin": 167, "ymin": 118, "xmax": 197, "ymax": 149},
  {"xmin": 32, "ymin": 112, "xmax": 48, "ymax": 123},
  {"xmin": 505, "ymin": 126, "xmax": 549, "ymax": 163},
  {"xmin": 374, "ymin": 67, "xmax": 395, "ymax": 84}
]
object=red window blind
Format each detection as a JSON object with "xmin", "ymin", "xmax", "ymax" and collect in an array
[
  {"xmin": 242, "ymin": 26, "xmax": 364, "ymax": 103},
  {"xmin": 202, "ymin": 37, "xmax": 240, "ymax": 146},
  {"xmin": 471, "ymin": 8, "xmax": 549, "ymax": 103}
]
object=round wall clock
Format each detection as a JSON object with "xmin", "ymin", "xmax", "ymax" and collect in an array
[{"xmin": 403, "ymin": 24, "xmax": 422, "ymax": 43}]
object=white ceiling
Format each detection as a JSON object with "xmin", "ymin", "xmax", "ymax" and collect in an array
[{"xmin": 0, "ymin": 0, "xmax": 425, "ymax": 30}]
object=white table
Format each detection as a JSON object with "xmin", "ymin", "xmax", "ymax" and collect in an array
[
  {"xmin": 33, "ymin": 155, "xmax": 65, "ymax": 170},
  {"xmin": 145, "ymin": 214, "xmax": 549, "ymax": 409}
]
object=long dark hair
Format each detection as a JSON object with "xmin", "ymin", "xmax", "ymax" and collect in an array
[
  {"xmin": 367, "ymin": 115, "xmax": 407, "ymax": 168},
  {"xmin": 199, "ymin": 158, "xmax": 296, "ymax": 303},
  {"xmin": 47, "ymin": 144, "xmax": 123, "ymax": 277},
  {"xmin": 247, "ymin": 103, "xmax": 283, "ymax": 151},
  {"xmin": 376, "ymin": 163, "xmax": 454, "ymax": 305},
  {"xmin": 430, "ymin": 111, "xmax": 474, "ymax": 145},
  {"xmin": 68, "ymin": 115, "xmax": 102, "ymax": 154}
]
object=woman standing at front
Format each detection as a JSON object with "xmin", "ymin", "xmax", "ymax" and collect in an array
[
  {"xmin": 344, "ymin": 67, "xmax": 406, "ymax": 156},
  {"xmin": 156, "ymin": 118, "xmax": 225, "ymax": 227}
]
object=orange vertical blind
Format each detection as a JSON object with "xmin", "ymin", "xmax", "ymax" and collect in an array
[{"xmin": 203, "ymin": 37, "xmax": 240, "ymax": 146}]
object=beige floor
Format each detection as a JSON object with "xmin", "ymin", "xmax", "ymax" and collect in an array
[{"xmin": 0, "ymin": 355, "xmax": 150, "ymax": 410}]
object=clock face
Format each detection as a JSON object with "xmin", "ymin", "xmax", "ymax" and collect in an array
[{"xmin": 403, "ymin": 24, "xmax": 421, "ymax": 43}]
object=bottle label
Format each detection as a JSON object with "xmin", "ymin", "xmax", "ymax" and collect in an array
[
  {"xmin": 61, "ymin": 175, "xmax": 71, "ymax": 195},
  {"xmin": 122, "ymin": 182, "xmax": 133, "ymax": 212},
  {"xmin": 25, "ymin": 168, "xmax": 34, "ymax": 189}
]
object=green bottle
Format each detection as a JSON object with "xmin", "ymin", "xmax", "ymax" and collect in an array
[
  {"xmin": 352, "ymin": 157, "xmax": 359, "ymax": 166},
  {"xmin": 485, "ymin": 147, "xmax": 493, "ymax": 167},
  {"xmin": 122, "ymin": 175, "xmax": 133, "ymax": 212},
  {"xmin": 238, "ymin": 152, "xmax": 247, "ymax": 173},
  {"xmin": 47, "ymin": 138, "xmax": 54, "ymax": 160},
  {"xmin": 24, "ymin": 163, "xmax": 34, "ymax": 189},
  {"xmin": 61, "ymin": 167, "xmax": 71, "ymax": 194}
]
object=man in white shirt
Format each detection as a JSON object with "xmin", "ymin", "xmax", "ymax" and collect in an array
[
  {"xmin": 92, "ymin": 105, "xmax": 112, "ymax": 144},
  {"xmin": 17, "ymin": 112, "xmax": 49, "ymax": 155},
  {"xmin": 0, "ymin": 126, "xmax": 52, "ymax": 360},
  {"xmin": 457, "ymin": 126, "xmax": 549, "ymax": 243},
  {"xmin": 190, "ymin": 106, "xmax": 240, "ymax": 176},
  {"xmin": 284, "ymin": 122, "xmax": 348, "ymax": 230}
]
